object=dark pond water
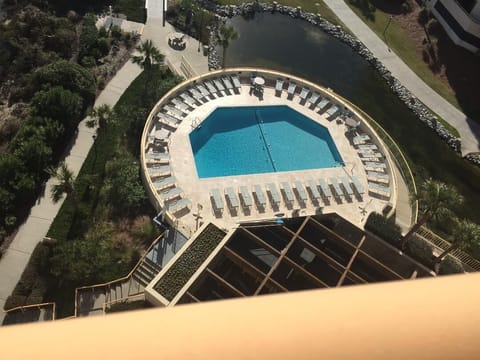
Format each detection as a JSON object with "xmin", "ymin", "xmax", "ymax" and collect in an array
[{"xmin": 223, "ymin": 13, "xmax": 480, "ymax": 222}]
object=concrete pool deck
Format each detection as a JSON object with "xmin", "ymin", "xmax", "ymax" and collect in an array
[{"xmin": 143, "ymin": 72, "xmax": 397, "ymax": 236}]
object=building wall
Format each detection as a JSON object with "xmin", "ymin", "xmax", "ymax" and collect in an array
[{"xmin": 426, "ymin": 0, "xmax": 480, "ymax": 52}]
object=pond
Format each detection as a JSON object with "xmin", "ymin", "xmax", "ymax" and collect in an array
[{"xmin": 223, "ymin": 13, "xmax": 480, "ymax": 223}]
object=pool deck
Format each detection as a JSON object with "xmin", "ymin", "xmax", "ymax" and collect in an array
[{"xmin": 162, "ymin": 84, "xmax": 392, "ymax": 235}]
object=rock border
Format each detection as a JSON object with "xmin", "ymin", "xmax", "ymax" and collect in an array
[{"xmin": 197, "ymin": 0, "xmax": 480, "ymax": 165}]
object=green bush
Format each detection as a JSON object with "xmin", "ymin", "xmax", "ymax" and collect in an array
[
  {"xmin": 31, "ymin": 86, "xmax": 84, "ymax": 128},
  {"xmin": 405, "ymin": 236, "xmax": 433, "ymax": 267},
  {"xmin": 365, "ymin": 212, "xmax": 402, "ymax": 245},
  {"xmin": 438, "ymin": 256, "xmax": 464, "ymax": 275},
  {"xmin": 32, "ymin": 60, "xmax": 96, "ymax": 104},
  {"xmin": 79, "ymin": 13, "xmax": 99, "ymax": 59}
]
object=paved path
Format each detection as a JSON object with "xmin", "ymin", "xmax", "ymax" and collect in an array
[
  {"xmin": 0, "ymin": 3, "xmax": 208, "ymax": 322},
  {"xmin": 324, "ymin": 0, "xmax": 480, "ymax": 156}
]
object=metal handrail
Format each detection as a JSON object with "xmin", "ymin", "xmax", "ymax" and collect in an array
[
  {"xmin": 3, "ymin": 302, "xmax": 56, "ymax": 320},
  {"xmin": 101, "ymin": 293, "xmax": 146, "ymax": 314}
]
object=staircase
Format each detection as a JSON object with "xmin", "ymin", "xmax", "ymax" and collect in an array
[{"xmin": 133, "ymin": 257, "xmax": 163, "ymax": 287}]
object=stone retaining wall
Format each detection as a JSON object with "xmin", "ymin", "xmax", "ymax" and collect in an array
[{"xmin": 197, "ymin": 0, "xmax": 480, "ymax": 162}]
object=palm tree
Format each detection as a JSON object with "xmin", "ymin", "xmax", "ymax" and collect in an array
[
  {"xmin": 434, "ymin": 219, "xmax": 480, "ymax": 265},
  {"xmin": 131, "ymin": 39, "xmax": 164, "ymax": 71},
  {"xmin": 217, "ymin": 24, "xmax": 238, "ymax": 68},
  {"xmin": 86, "ymin": 104, "xmax": 113, "ymax": 132},
  {"xmin": 400, "ymin": 179, "xmax": 463, "ymax": 249},
  {"xmin": 46, "ymin": 162, "xmax": 76, "ymax": 204}
]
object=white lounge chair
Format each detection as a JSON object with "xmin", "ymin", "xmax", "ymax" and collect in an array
[
  {"xmin": 168, "ymin": 198, "xmax": 191, "ymax": 214},
  {"xmin": 308, "ymin": 92, "xmax": 320, "ymax": 106},
  {"xmin": 318, "ymin": 179, "xmax": 332, "ymax": 198},
  {"xmin": 339, "ymin": 176, "xmax": 354, "ymax": 196},
  {"xmin": 231, "ymin": 75, "xmax": 241, "ymax": 90},
  {"xmin": 253, "ymin": 185, "xmax": 267, "ymax": 208},
  {"xmin": 156, "ymin": 112, "xmax": 180, "ymax": 128},
  {"xmin": 368, "ymin": 182, "xmax": 391, "ymax": 197},
  {"xmin": 326, "ymin": 105, "xmax": 339, "ymax": 117},
  {"xmin": 357, "ymin": 144, "xmax": 378, "ymax": 151},
  {"xmin": 367, "ymin": 171, "xmax": 390, "ymax": 184},
  {"xmin": 204, "ymin": 81, "xmax": 217, "ymax": 94},
  {"xmin": 159, "ymin": 187, "xmax": 182, "ymax": 201},
  {"xmin": 196, "ymin": 84, "xmax": 210, "ymax": 98},
  {"xmin": 145, "ymin": 152, "xmax": 169, "ymax": 161},
  {"xmin": 351, "ymin": 175, "xmax": 365, "ymax": 195},
  {"xmin": 353, "ymin": 134, "xmax": 371, "ymax": 145},
  {"xmin": 153, "ymin": 176, "xmax": 176, "ymax": 190},
  {"xmin": 287, "ymin": 82, "xmax": 297, "ymax": 97},
  {"xmin": 222, "ymin": 77, "xmax": 234, "ymax": 91},
  {"xmin": 275, "ymin": 79, "xmax": 284, "ymax": 93},
  {"xmin": 317, "ymin": 98, "xmax": 330, "ymax": 110},
  {"xmin": 211, "ymin": 188, "xmax": 224, "ymax": 212},
  {"xmin": 180, "ymin": 92, "xmax": 197, "ymax": 107},
  {"xmin": 306, "ymin": 179, "xmax": 321, "ymax": 201},
  {"xmin": 163, "ymin": 105, "xmax": 185, "ymax": 118},
  {"xmin": 213, "ymin": 78, "xmax": 225, "ymax": 92},
  {"xmin": 225, "ymin": 186, "xmax": 239, "ymax": 209},
  {"xmin": 359, "ymin": 151, "xmax": 384, "ymax": 159},
  {"xmin": 294, "ymin": 180, "xmax": 308, "ymax": 203},
  {"xmin": 280, "ymin": 182, "xmax": 295, "ymax": 204},
  {"xmin": 266, "ymin": 183, "xmax": 281, "ymax": 206},
  {"xmin": 171, "ymin": 98, "xmax": 190, "ymax": 112},
  {"xmin": 189, "ymin": 88, "xmax": 204, "ymax": 102},
  {"xmin": 364, "ymin": 162, "xmax": 387, "ymax": 170},
  {"xmin": 148, "ymin": 165, "xmax": 171, "ymax": 177},
  {"xmin": 299, "ymin": 87, "xmax": 310, "ymax": 102},
  {"xmin": 329, "ymin": 178, "xmax": 343, "ymax": 197},
  {"xmin": 239, "ymin": 186, "xmax": 253, "ymax": 208}
]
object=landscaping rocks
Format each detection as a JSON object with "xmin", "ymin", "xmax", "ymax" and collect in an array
[{"xmin": 196, "ymin": 0, "xmax": 478, "ymax": 160}]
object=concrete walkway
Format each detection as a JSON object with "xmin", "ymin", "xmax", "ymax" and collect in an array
[
  {"xmin": 0, "ymin": 3, "xmax": 208, "ymax": 322},
  {"xmin": 324, "ymin": 0, "xmax": 480, "ymax": 156}
]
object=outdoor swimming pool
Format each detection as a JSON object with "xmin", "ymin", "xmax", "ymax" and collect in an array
[{"xmin": 189, "ymin": 105, "xmax": 344, "ymax": 178}]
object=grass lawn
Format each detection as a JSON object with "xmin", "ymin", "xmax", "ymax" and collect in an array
[
  {"xmin": 215, "ymin": 0, "xmax": 342, "ymax": 26},
  {"xmin": 344, "ymin": 1, "xmax": 462, "ymax": 114}
]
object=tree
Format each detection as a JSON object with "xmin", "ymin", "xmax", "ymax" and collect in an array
[
  {"xmin": 400, "ymin": 179, "xmax": 463, "ymax": 249},
  {"xmin": 86, "ymin": 104, "xmax": 113, "ymax": 132},
  {"xmin": 104, "ymin": 154, "xmax": 146, "ymax": 216},
  {"xmin": 31, "ymin": 86, "xmax": 84, "ymax": 128},
  {"xmin": 46, "ymin": 162, "xmax": 76, "ymax": 204},
  {"xmin": 217, "ymin": 24, "xmax": 238, "ymax": 68},
  {"xmin": 434, "ymin": 219, "xmax": 480, "ymax": 265},
  {"xmin": 131, "ymin": 39, "xmax": 164, "ymax": 71},
  {"xmin": 32, "ymin": 60, "xmax": 96, "ymax": 104}
]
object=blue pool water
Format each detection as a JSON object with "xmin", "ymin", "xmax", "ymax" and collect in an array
[{"xmin": 189, "ymin": 105, "xmax": 344, "ymax": 178}]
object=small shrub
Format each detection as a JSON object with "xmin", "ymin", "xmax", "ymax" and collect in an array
[
  {"xmin": 438, "ymin": 256, "xmax": 464, "ymax": 275},
  {"xmin": 426, "ymin": 18, "xmax": 442, "ymax": 36},
  {"xmin": 365, "ymin": 212, "xmax": 402, "ymax": 245},
  {"xmin": 405, "ymin": 236, "xmax": 433, "ymax": 267}
]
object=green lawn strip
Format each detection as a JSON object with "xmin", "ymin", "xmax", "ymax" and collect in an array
[
  {"xmin": 154, "ymin": 224, "xmax": 226, "ymax": 301},
  {"xmin": 345, "ymin": 1, "xmax": 462, "ymax": 113},
  {"xmin": 114, "ymin": 0, "xmax": 147, "ymax": 23},
  {"xmin": 214, "ymin": 0, "xmax": 343, "ymax": 26}
]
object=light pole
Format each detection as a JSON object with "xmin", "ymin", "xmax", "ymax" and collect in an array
[{"xmin": 383, "ymin": 15, "xmax": 394, "ymax": 38}]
